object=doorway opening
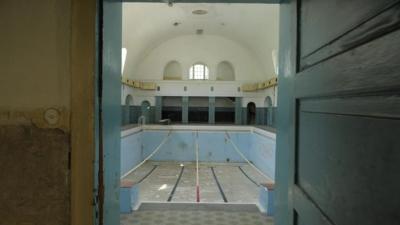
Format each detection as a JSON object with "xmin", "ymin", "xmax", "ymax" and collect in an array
[
  {"xmin": 162, "ymin": 96, "xmax": 183, "ymax": 123},
  {"xmin": 215, "ymin": 97, "xmax": 235, "ymax": 124},
  {"xmin": 102, "ymin": 1, "xmax": 280, "ymax": 225},
  {"xmin": 247, "ymin": 102, "xmax": 256, "ymax": 125},
  {"xmin": 140, "ymin": 100, "xmax": 151, "ymax": 124},
  {"xmin": 123, "ymin": 95, "xmax": 133, "ymax": 125},
  {"xmin": 264, "ymin": 96, "xmax": 272, "ymax": 126},
  {"xmin": 188, "ymin": 97, "xmax": 209, "ymax": 123}
]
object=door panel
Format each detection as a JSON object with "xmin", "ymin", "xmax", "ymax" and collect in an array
[
  {"xmin": 293, "ymin": 187, "xmax": 333, "ymax": 225},
  {"xmin": 297, "ymin": 107, "xmax": 400, "ymax": 225},
  {"xmin": 300, "ymin": 0, "xmax": 398, "ymax": 56},
  {"xmin": 299, "ymin": 1, "xmax": 400, "ymax": 70},
  {"xmin": 277, "ymin": 1, "xmax": 400, "ymax": 225},
  {"xmin": 297, "ymin": 28, "xmax": 400, "ymax": 97}
]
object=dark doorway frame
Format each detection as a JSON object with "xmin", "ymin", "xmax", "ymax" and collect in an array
[
  {"xmin": 247, "ymin": 102, "xmax": 256, "ymax": 125},
  {"xmin": 140, "ymin": 100, "xmax": 151, "ymax": 123}
]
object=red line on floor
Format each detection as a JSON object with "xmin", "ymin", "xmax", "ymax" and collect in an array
[{"xmin": 196, "ymin": 185, "xmax": 200, "ymax": 202}]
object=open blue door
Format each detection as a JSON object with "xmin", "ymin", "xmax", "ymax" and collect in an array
[
  {"xmin": 276, "ymin": 1, "xmax": 400, "ymax": 225},
  {"xmin": 100, "ymin": 1, "xmax": 122, "ymax": 225}
]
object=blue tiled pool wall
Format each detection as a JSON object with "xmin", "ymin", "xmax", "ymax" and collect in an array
[
  {"xmin": 121, "ymin": 131, "xmax": 143, "ymax": 175},
  {"xmin": 249, "ymin": 133, "xmax": 276, "ymax": 179},
  {"xmin": 121, "ymin": 130, "xmax": 276, "ymax": 180},
  {"xmin": 141, "ymin": 131, "xmax": 252, "ymax": 163}
]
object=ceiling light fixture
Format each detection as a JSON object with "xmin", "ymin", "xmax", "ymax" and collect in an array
[
  {"xmin": 163, "ymin": 0, "xmax": 173, "ymax": 7},
  {"xmin": 192, "ymin": 9, "xmax": 208, "ymax": 15}
]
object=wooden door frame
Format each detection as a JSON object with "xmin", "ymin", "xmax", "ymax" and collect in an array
[{"xmin": 71, "ymin": 1, "xmax": 98, "ymax": 225}]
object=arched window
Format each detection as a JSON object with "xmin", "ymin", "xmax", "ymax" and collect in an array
[
  {"xmin": 265, "ymin": 96, "xmax": 272, "ymax": 107},
  {"xmin": 264, "ymin": 96, "xmax": 273, "ymax": 126},
  {"xmin": 140, "ymin": 100, "xmax": 151, "ymax": 124},
  {"xmin": 216, "ymin": 61, "xmax": 235, "ymax": 81},
  {"xmin": 189, "ymin": 63, "xmax": 209, "ymax": 80},
  {"xmin": 164, "ymin": 61, "xmax": 182, "ymax": 80}
]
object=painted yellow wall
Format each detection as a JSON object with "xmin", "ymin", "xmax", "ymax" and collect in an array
[{"xmin": 0, "ymin": 0, "xmax": 71, "ymax": 110}]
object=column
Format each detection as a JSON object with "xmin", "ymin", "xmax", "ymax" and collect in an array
[
  {"xmin": 182, "ymin": 96, "xmax": 189, "ymax": 124},
  {"xmin": 155, "ymin": 96, "xmax": 162, "ymax": 122},
  {"xmin": 208, "ymin": 97, "xmax": 215, "ymax": 124},
  {"xmin": 235, "ymin": 97, "xmax": 242, "ymax": 125},
  {"xmin": 256, "ymin": 108, "xmax": 264, "ymax": 125}
]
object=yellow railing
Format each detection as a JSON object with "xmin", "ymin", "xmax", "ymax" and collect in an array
[
  {"xmin": 121, "ymin": 77, "xmax": 157, "ymax": 90},
  {"xmin": 241, "ymin": 77, "xmax": 278, "ymax": 92},
  {"xmin": 121, "ymin": 76, "xmax": 278, "ymax": 92}
]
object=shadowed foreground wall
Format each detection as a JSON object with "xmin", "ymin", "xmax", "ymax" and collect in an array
[
  {"xmin": 0, "ymin": 126, "xmax": 70, "ymax": 225},
  {"xmin": 0, "ymin": 0, "xmax": 77, "ymax": 225}
]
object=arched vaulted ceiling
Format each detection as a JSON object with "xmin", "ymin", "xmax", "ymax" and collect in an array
[{"xmin": 123, "ymin": 2, "xmax": 279, "ymax": 79}]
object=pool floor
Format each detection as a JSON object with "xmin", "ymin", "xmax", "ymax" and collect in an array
[{"xmin": 124, "ymin": 161, "xmax": 269, "ymax": 204}]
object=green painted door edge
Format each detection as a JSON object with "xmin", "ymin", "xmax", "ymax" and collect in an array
[
  {"xmin": 275, "ymin": 2, "xmax": 297, "ymax": 225},
  {"xmin": 100, "ymin": 1, "xmax": 122, "ymax": 225}
]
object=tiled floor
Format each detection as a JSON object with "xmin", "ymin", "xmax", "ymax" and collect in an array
[{"xmin": 120, "ymin": 203, "xmax": 274, "ymax": 225}]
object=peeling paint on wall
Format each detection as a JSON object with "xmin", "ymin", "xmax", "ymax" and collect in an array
[
  {"xmin": 0, "ymin": 107, "xmax": 70, "ymax": 132},
  {"xmin": 0, "ymin": 125, "xmax": 70, "ymax": 225}
]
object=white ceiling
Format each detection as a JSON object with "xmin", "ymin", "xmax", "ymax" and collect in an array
[{"xmin": 122, "ymin": 2, "xmax": 279, "ymax": 78}]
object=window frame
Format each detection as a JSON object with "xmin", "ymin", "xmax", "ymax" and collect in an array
[{"xmin": 189, "ymin": 63, "xmax": 209, "ymax": 80}]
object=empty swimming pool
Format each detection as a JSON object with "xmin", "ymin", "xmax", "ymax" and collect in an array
[{"xmin": 120, "ymin": 125, "xmax": 276, "ymax": 213}]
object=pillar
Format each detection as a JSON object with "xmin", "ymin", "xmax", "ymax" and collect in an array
[
  {"xmin": 256, "ymin": 108, "xmax": 264, "ymax": 125},
  {"xmin": 155, "ymin": 96, "xmax": 162, "ymax": 122},
  {"xmin": 242, "ymin": 108, "xmax": 247, "ymax": 125},
  {"xmin": 209, "ymin": 97, "xmax": 215, "ymax": 124},
  {"xmin": 182, "ymin": 96, "xmax": 189, "ymax": 124},
  {"xmin": 235, "ymin": 97, "xmax": 242, "ymax": 125}
]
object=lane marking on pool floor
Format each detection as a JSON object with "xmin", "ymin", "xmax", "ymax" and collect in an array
[
  {"xmin": 210, "ymin": 167, "xmax": 228, "ymax": 203},
  {"xmin": 137, "ymin": 165, "xmax": 158, "ymax": 184},
  {"xmin": 167, "ymin": 166, "xmax": 185, "ymax": 202},
  {"xmin": 225, "ymin": 131, "xmax": 272, "ymax": 181},
  {"xmin": 195, "ymin": 131, "xmax": 200, "ymax": 203},
  {"xmin": 238, "ymin": 166, "xmax": 260, "ymax": 187}
]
